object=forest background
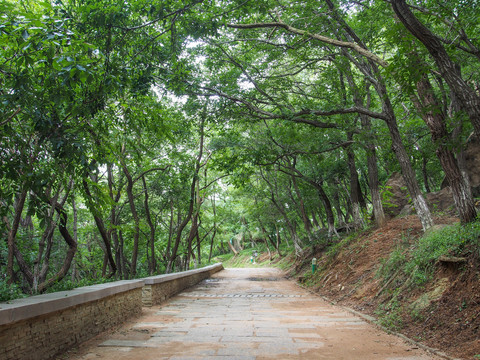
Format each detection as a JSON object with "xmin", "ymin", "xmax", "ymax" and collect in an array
[{"xmin": 1, "ymin": 0, "xmax": 480, "ymax": 304}]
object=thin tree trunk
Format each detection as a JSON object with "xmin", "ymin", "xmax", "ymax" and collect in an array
[
  {"xmin": 71, "ymin": 197, "xmax": 78, "ymax": 282},
  {"xmin": 166, "ymin": 117, "xmax": 205, "ymax": 273},
  {"xmin": 142, "ymin": 176, "xmax": 157, "ymax": 275},
  {"xmin": 208, "ymin": 196, "xmax": 217, "ymax": 263},
  {"xmin": 311, "ymin": 209, "xmax": 321, "ymax": 230},
  {"xmin": 33, "ymin": 189, "xmax": 59, "ymax": 292},
  {"xmin": 306, "ymin": 179, "xmax": 338, "ymax": 237},
  {"xmin": 451, "ymin": 81, "xmax": 473, "ymax": 201},
  {"xmin": 122, "ymin": 163, "xmax": 140, "ymax": 278},
  {"xmin": 331, "ymin": 179, "xmax": 346, "ymax": 227},
  {"xmin": 83, "ymin": 178, "xmax": 117, "ymax": 275},
  {"xmin": 165, "ymin": 200, "xmax": 175, "ymax": 268},
  {"xmin": 352, "ymin": 78, "xmax": 386, "ymax": 227},
  {"xmin": 260, "ymin": 168, "xmax": 303, "ymax": 255},
  {"xmin": 107, "ymin": 163, "xmax": 122, "ymax": 278},
  {"xmin": 5, "ymin": 189, "xmax": 27, "ymax": 285},
  {"xmin": 422, "ymin": 156, "xmax": 431, "ymax": 193},
  {"xmin": 37, "ymin": 203, "xmax": 77, "ymax": 293},
  {"xmin": 290, "ymin": 162, "xmax": 313, "ymax": 238},
  {"xmin": 345, "ymin": 133, "xmax": 364, "ymax": 229},
  {"xmin": 361, "ymin": 115, "xmax": 386, "ymax": 227}
]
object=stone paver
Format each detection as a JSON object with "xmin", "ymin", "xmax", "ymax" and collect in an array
[{"xmin": 64, "ymin": 268, "xmax": 441, "ymax": 360}]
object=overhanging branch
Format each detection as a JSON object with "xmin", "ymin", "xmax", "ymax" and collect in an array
[{"xmin": 227, "ymin": 21, "xmax": 389, "ymax": 68}]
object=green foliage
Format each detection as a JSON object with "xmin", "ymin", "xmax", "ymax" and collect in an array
[
  {"xmin": 375, "ymin": 297, "xmax": 403, "ymax": 331},
  {"xmin": 2, "ymin": 0, "xmax": 480, "ymax": 303},
  {"xmin": 0, "ymin": 279, "xmax": 25, "ymax": 302},
  {"xmin": 377, "ymin": 247, "xmax": 406, "ymax": 280}
]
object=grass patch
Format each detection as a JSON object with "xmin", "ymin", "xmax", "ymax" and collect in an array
[
  {"xmin": 406, "ymin": 221, "xmax": 480, "ymax": 285},
  {"xmin": 376, "ymin": 220, "xmax": 480, "ymax": 293},
  {"xmin": 375, "ymin": 296, "xmax": 403, "ymax": 331}
]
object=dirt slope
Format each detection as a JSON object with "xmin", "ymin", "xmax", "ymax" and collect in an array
[{"xmin": 290, "ymin": 215, "xmax": 480, "ymax": 360}]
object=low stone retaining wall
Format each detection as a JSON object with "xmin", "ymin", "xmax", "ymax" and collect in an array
[
  {"xmin": 0, "ymin": 263, "xmax": 223, "ymax": 360},
  {"xmin": 142, "ymin": 263, "xmax": 224, "ymax": 306}
]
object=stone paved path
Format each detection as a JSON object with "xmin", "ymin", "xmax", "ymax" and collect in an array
[{"xmin": 65, "ymin": 268, "xmax": 441, "ymax": 360}]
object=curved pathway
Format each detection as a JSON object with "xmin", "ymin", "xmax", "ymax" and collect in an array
[{"xmin": 65, "ymin": 268, "xmax": 440, "ymax": 360}]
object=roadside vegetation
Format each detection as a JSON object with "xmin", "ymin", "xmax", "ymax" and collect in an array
[{"xmin": 2, "ymin": 6, "xmax": 480, "ymax": 359}]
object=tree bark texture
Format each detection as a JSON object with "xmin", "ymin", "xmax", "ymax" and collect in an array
[
  {"xmin": 413, "ymin": 75, "xmax": 477, "ymax": 223},
  {"xmin": 345, "ymin": 134, "xmax": 365, "ymax": 229}
]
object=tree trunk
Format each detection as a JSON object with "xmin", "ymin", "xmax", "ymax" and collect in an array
[
  {"xmin": 391, "ymin": 0, "xmax": 480, "ymax": 137},
  {"xmin": 165, "ymin": 200, "xmax": 175, "ymax": 269},
  {"xmin": 122, "ymin": 164, "xmax": 140, "ymax": 278},
  {"xmin": 142, "ymin": 176, "xmax": 157, "ymax": 275},
  {"xmin": 331, "ymin": 179, "xmax": 346, "ymax": 227},
  {"xmin": 361, "ymin": 116, "xmax": 386, "ymax": 227},
  {"xmin": 290, "ymin": 165, "xmax": 313, "ymax": 238},
  {"xmin": 374, "ymin": 72, "xmax": 434, "ymax": 231},
  {"xmin": 451, "ymin": 81, "xmax": 474, "ymax": 202},
  {"xmin": 422, "ymin": 156, "xmax": 432, "ymax": 193},
  {"xmin": 326, "ymin": 0, "xmax": 433, "ymax": 230},
  {"xmin": 345, "ymin": 133, "xmax": 364, "ymax": 230},
  {"xmin": 33, "ymin": 190, "xmax": 59, "ymax": 292},
  {"xmin": 270, "ymin": 193, "xmax": 303, "ymax": 255},
  {"xmin": 166, "ymin": 117, "xmax": 205, "ymax": 273},
  {"xmin": 83, "ymin": 178, "xmax": 117, "ymax": 276},
  {"xmin": 311, "ymin": 209, "xmax": 321, "ymax": 230},
  {"xmin": 107, "ymin": 163, "xmax": 123, "ymax": 278},
  {"xmin": 413, "ymin": 74, "xmax": 477, "ymax": 223},
  {"xmin": 71, "ymin": 197, "xmax": 78, "ymax": 282},
  {"xmin": 208, "ymin": 196, "xmax": 217, "ymax": 263},
  {"xmin": 5, "ymin": 189, "xmax": 27, "ymax": 285},
  {"xmin": 37, "ymin": 203, "xmax": 77, "ymax": 292}
]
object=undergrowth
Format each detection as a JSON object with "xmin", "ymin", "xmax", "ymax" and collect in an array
[{"xmin": 378, "ymin": 221, "xmax": 480, "ymax": 290}]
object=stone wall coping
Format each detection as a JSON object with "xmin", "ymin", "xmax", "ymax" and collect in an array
[
  {"xmin": 0, "ymin": 279, "xmax": 144, "ymax": 326},
  {"xmin": 143, "ymin": 263, "xmax": 223, "ymax": 285}
]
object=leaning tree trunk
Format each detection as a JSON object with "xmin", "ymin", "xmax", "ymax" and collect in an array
[
  {"xmin": 374, "ymin": 72, "xmax": 434, "ymax": 231},
  {"xmin": 311, "ymin": 181, "xmax": 339, "ymax": 238},
  {"xmin": 326, "ymin": 0, "xmax": 433, "ymax": 231},
  {"xmin": 391, "ymin": 0, "xmax": 480, "ymax": 138},
  {"xmin": 83, "ymin": 177, "xmax": 117, "ymax": 276},
  {"xmin": 413, "ymin": 74, "xmax": 477, "ymax": 223}
]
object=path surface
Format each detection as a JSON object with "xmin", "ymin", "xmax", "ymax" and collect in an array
[{"xmin": 65, "ymin": 268, "xmax": 441, "ymax": 360}]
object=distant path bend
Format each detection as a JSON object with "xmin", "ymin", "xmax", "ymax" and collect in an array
[{"xmin": 66, "ymin": 268, "xmax": 441, "ymax": 360}]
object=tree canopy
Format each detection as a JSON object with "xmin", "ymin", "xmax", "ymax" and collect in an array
[{"xmin": 1, "ymin": 0, "xmax": 479, "ymax": 298}]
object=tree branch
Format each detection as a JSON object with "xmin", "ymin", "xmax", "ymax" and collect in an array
[
  {"xmin": 227, "ymin": 21, "xmax": 389, "ymax": 67},
  {"xmin": 1, "ymin": 107, "xmax": 21, "ymax": 127}
]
